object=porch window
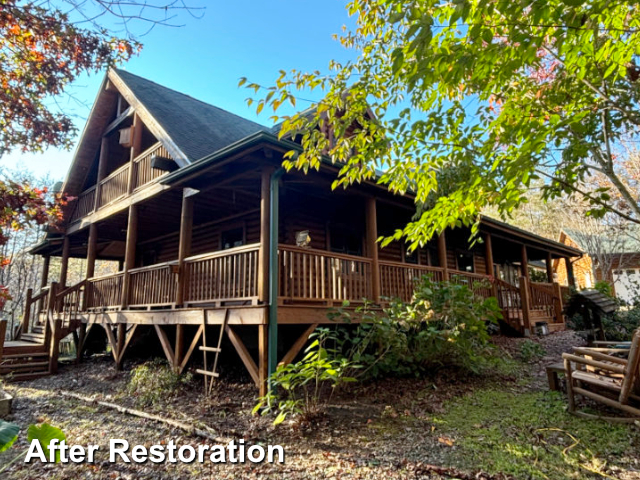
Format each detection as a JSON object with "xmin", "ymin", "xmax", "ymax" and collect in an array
[
  {"xmin": 456, "ymin": 251, "xmax": 475, "ymax": 273},
  {"xmin": 404, "ymin": 245, "xmax": 419, "ymax": 264},
  {"xmin": 330, "ymin": 227, "xmax": 363, "ymax": 256},
  {"xmin": 221, "ymin": 226, "xmax": 244, "ymax": 250}
]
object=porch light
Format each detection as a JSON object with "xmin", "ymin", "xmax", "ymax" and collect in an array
[{"xmin": 296, "ymin": 230, "xmax": 311, "ymax": 248}]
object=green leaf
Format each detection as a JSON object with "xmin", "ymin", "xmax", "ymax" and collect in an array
[
  {"xmin": 27, "ymin": 424, "xmax": 66, "ymax": 463},
  {"xmin": 0, "ymin": 420, "xmax": 19, "ymax": 453}
]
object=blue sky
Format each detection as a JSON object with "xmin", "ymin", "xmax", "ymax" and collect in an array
[{"xmin": 4, "ymin": 1, "xmax": 356, "ymax": 180}]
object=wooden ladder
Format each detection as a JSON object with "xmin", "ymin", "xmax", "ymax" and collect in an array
[{"xmin": 196, "ymin": 309, "xmax": 229, "ymax": 395}]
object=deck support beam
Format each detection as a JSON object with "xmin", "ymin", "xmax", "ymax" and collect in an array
[
  {"xmin": 174, "ymin": 325, "xmax": 185, "ymax": 371},
  {"xmin": 280, "ymin": 324, "xmax": 318, "ymax": 367},
  {"xmin": 102, "ymin": 324, "xmax": 119, "ymax": 363},
  {"xmin": 365, "ymin": 197, "xmax": 381, "ymax": 302},
  {"xmin": 121, "ymin": 204, "xmax": 139, "ymax": 309},
  {"xmin": 226, "ymin": 325, "xmax": 259, "ymax": 386},
  {"xmin": 178, "ymin": 325, "xmax": 204, "ymax": 374},
  {"xmin": 59, "ymin": 236, "xmax": 70, "ymax": 287},
  {"xmin": 86, "ymin": 224, "xmax": 98, "ymax": 279},
  {"xmin": 116, "ymin": 324, "xmax": 137, "ymax": 369},
  {"xmin": 154, "ymin": 324, "xmax": 175, "ymax": 366},
  {"xmin": 176, "ymin": 188, "xmax": 195, "ymax": 306},
  {"xmin": 438, "ymin": 232, "xmax": 449, "ymax": 280}
]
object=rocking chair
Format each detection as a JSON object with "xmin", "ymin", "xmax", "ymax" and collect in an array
[{"xmin": 562, "ymin": 329, "xmax": 640, "ymax": 422}]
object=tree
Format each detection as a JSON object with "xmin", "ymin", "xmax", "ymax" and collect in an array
[
  {"xmin": 1, "ymin": 0, "xmax": 204, "ymax": 154},
  {"xmin": 244, "ymin": 0, "xmax": 640, "ymax": 248}
]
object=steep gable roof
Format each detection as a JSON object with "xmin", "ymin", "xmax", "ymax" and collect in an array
[{"xmin": 113, "ymin": 69, "xmax": 268, "ymax": 162}]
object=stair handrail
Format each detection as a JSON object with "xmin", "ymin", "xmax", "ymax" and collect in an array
[{"xmin": 54, "ymin": 279, "xmax": 88, "ymax": 329}]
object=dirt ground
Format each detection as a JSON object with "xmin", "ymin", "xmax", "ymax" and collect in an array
[{"xmin": 1, "ymin": 331, "xmax": 638, "ymax": 480}]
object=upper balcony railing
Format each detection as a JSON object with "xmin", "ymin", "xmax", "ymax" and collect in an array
[{"xmin": 69, "ymin": 142, "xmax": 172, "ymax": 223}]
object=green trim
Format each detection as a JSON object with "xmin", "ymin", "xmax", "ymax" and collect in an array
[{"xmin": 268, "ymin": 168, "xmax": 285, "ymax": 386}]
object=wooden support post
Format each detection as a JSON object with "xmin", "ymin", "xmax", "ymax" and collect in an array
[
  {"xmin": 553, "ymin": 282, "xmax": 564, "ymax": 325},
  {"xmin": 23, "ymin": 288, "xmax": 32, "ymax": 335},
  {"xmin": 44, "ymin": 282, "xmax": 58, "ymax": 349},
  {"xmin": 95, "ymin": 137, "xmax": 109, "ymax": 209},
  {"xmin": 258, "ymin": 324, "xmax": 268, "ymax": 397},
  {"xmin": 546, "ymin": 252, "xmax": 554, "ymax": 283},
  {"xmin": 258, "ymin": 168, "xmax": 273, "ymax": 303},
  {"xmin": 121, "ymin": 204, "xmax": 139, "ymax": 309},
  {"xmin": 127, "ymin": 113, "xmax": 143, "ymax": 194},
  {"xmin": 365, "ymin": 197, "xmax": 381, "ymax": 302},
  {"xmin": 86, "ymin": 224, "xmax": 98, "ymax": 279},
  {"xmin": 59, "ymin": 236, "xmax": 70, "ymax": 287},
  {"xmin": 76, "ymin": 323, "xmax": 87, "ymax": 363},
  {"xmin": 565, "ymin": 258, "xmax": 576, "ymax": 288},
  {"xmin": 178, "ymin": 325, "xmax": 204, "ymax": 375},
  {"xmin": 438, "ymin": 232, "xmax": 449, "ymax": 280},
  {"xmin": 48, "ymin": 318, "xmax": 62, "ymax": 374},
  {"xmin": 38, "ymin": 255, "xmax": 50, "ymax": 312},
  {"xmin": 116, "ymin": 323, "xmax": 126, "ymax": 370},
  {"xmin": 176, "ymin": 189, "xmax": 194, "ymax": 306},
  {"xmin": 521, "ymin": 244, "xmax": 529, "ymax": 280},
  {"xmin": 0, "ymin": 319, "xmax": 6, "ymax": 362},
  {"xmin": 174, "ymin": 325, "xmax": 185, "ymax": 372},
  {"xmin": 484, "ymin": 233, "xmax": 494, "ymax": 276},
  {"xmin": 520, "ymin": 275, "xmax": 532, "ymax": 336}
]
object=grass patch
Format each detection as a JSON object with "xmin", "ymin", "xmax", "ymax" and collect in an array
[{"xmin": 434, "ymin": 389, "xmax": 640, "ymax": 479}]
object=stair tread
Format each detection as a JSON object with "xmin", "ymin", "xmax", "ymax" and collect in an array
[
  {"xmin": 0, "ymin": 361, "xmax": 49, "ymax": 370},
  {"xmin": 3, "ymin": 371, "xmax": 50, "ymax": 382},
  {"xmin": 1, "ymin": 352, "xmax": 49, "ymax": 359}
]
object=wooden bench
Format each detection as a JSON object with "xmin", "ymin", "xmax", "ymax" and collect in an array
[{"xmin": 546, "ymin": 362, "xmax": 565, "ymax": 391}]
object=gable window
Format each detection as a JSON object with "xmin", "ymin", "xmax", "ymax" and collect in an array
[
  {"xmin": 221, "ymin": 226, "xmax": 244, "ymax": 250},
  {"xmin": 456, "ymin": 251, "xmax": 475, "ymax": 273}
]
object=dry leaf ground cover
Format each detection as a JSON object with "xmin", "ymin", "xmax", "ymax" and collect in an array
[{"xmin": 1, "ymin": 331, "xmax": 639, "ymax": 479}]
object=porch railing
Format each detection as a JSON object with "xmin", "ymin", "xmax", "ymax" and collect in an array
[
  {"xmin": 86, "ymin": 272, "xmax": 124, "ymax": 310},
  {"xmin": 278, "ymin": 245, "xmax": 372, "ymax": 303},
  {"xmin": 529, "ymin": 281, "xmax": 558, "ymax": 320},
  {"xmin": 133, "ymin": 142, "xmax": 172, "ymax": 190},
  {"xmin": 98, "ymin": 163, "xmax": 130, "ymax": 208},
  {"xmin": 494, "ymin": 278, "xmax": 523, "ymax": 329},
  {"xmin": 450, "ymin": 271, "xmax": 494, "ymax": 299},
  {"xmin": 55, "ymin": 280, "xmax": 86, "ymax": 328},
  {"xmin": 69, "ymin": 186, "xmax": 96, "ymax": 223},
  {"xmin": 379, "ymin": 261, "xmax": 444, "ymax": 302},
  {"xmin": 128, "ymin": 262, "xmax": 177, "ymax": 308},
  {"xmin": 183, "ymin": 244, "xmax": 260, "ymax": 304}
]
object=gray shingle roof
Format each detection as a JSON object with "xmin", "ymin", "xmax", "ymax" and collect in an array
[{"xmin": 115, "ymin": 69, "xmax": 268, "ymax": 162}]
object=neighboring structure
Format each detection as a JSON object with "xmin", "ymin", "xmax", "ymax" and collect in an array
[
  {"xmin": 0, "ymin": 70, "xmax": 582, "ymax": 391},
  {"xmin": 556, "ymin": 229, "xmax": 640, "ymax": 303}
]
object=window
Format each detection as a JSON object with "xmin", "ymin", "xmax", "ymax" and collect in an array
[
  {"xmin": 330, "ymin": 227, "xmax": 362, "ymax": 256},
  {"xmin": 427, "ymin": 246, "xmax": 440, "ymax": 267},
  {"xmin": 404, "ymin": 245, "xmax": 419, "ymax": 264},
  {"xmin": 221, "ymin": 227, "xmax": 244, "ymax": 250},
  {"xmin": 456, "ymin": 251, "xmax": 475, "ymax": 273}
]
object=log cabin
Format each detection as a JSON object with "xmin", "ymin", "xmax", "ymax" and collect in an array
[{"xmin": 0, "ymin": 69, "xmax": 582, "ymax": 392}]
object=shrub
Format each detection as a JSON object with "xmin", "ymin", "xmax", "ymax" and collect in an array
[
  {"xmin": 254, "ymin": 328, "xmax": 357, "ymax": 425},
  {"xmin": 126, "ymin": 359, "xmax": 192, "ymax": 406},
  {"xmin": 518, "ymin": 340, "xmax": 546, "ymax": 363},
  {"xmin": 594, "ymin": 280, "xmax": 614, "ymax": 298},
  {"xmin": 336, "ymin": 276, "xmax": 503, "ymax": 377}
]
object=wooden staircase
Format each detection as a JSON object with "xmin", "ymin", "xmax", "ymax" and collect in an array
[{"xmin": 0, "ymin": 281, "xmax": 85, "ymax": 381}]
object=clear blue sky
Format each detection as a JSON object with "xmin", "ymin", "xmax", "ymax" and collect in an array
[{"xmin": 4, "ymin": 1, "xmax": 356, "ymax": 180}]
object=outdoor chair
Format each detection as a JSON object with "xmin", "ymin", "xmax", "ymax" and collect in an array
[{"xmin": 562, "ymin": 329, "xmax": 640, "ymax": 422}]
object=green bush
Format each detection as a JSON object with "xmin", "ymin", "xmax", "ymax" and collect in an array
[
  {"xmin": 336, "ymin": 276, "xmax": 503, "ymax": 377},
  {"xmin": 126, "ymin": 359, "xmax": 192, "ymax": 406},
  {"xmin": 518, "ymin": 340, "xmax": 546, "ymax": 363},
  {"xmin": 594, "ymin": 280, "xmax": 614, "ymax": 297},
  {"xmin": 254, "ymin": 328, "xmax": 357, "ymax": 425}
]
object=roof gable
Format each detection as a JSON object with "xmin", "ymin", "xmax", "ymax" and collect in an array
[{"xmin": 112, "ymin": 69, "xmax": 268, "ymax": 162}]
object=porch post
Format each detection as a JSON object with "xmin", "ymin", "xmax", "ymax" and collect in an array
[
  {"xmin": 365, "ymin": 197, "xmax": 381, "ymax": 302},
  {"xmin": 176, "ymin": 188, "xmax": 195, "ymax": 306},
  {"xmin": 86, "ymin": 224, "xmax": 98, "ymax": 279},
  {"xmin": 127, "ymin": 113, "xmax": 143, "ymax": 194},
  {"xmin": 484, "ymin": 233, "xmax": 494, "ymax": 276},
  {"xmin": 519, "ymin": 275, "xmax": 532, "ymax": 336},
  {"xmin": 438, "ymin": 232, "xmax": 449, "ymax": 280},
  {"xmin": 520, "ymin": 244, "xmax": 529, "ymax": 280},
  {"xmin": 121, "ymin": 204, "xmax": 139, "ymax": 309},
  {"xmin": 546, "ymin": 252, "xmax": 554, "ymax": 283},
  {"xmin": 37, "ymin": 255, "xmax": 50, "ymax": 312},
  {"xmin": 565, "ymin": 257, "xmax": 576, "ymax": 288},
  {"xmin": 258, "ymin": 168, "xmax": 273, "ymax": 303},
  {"xmin": 59, "ymin": 236, "xmax": 70, "ymax": 287},
  {"xmin": 94, "ymin": 137, "xmax": 109, "ymax": 209}
]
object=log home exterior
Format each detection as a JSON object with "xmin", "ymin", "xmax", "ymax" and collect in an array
[{"xmin": 0, "ymin": 70, "xmax": 582, "ymax": 392}]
